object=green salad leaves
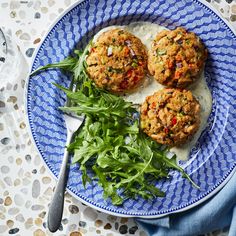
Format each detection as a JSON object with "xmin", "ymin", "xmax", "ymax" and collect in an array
[{"xmin": 31, "ymin": 42, "xmax": 198, "ymax": 205}]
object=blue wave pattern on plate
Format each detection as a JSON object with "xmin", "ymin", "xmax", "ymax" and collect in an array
[{"xmin": 27, "ymin": 0, "xmax": 236, "ymax": 216}]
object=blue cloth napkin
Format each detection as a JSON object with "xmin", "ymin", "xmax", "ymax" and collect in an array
[{"xmin": 136, "ymin": 171, "xmax": 236, "ymax": 236}]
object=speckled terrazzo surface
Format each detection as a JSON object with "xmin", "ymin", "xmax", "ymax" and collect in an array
[{"xmin": 0, "ymin": 0, "xmax": 235, "ymax": 236}]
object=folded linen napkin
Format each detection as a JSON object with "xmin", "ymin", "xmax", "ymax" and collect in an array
[{"xmin": 136, "ymin": 171, "xmax": 236, "ymax": 236}]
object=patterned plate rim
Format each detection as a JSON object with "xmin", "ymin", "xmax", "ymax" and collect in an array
[{"xmin": 25, "ymin": 0, "xmax": 236, "ymax": 218}]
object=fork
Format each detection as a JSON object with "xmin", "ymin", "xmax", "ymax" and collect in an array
[{"xmin": 47, "ymin": 99, "xmax": 84, "ymax": 232}]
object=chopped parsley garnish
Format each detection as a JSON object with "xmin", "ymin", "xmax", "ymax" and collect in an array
[{"xmin": 157, "ymin": 49, "xmax": 167, "ymax": 55}]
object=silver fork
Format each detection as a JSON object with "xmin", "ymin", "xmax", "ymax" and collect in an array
[{"xmin": 47, "ymin": 102, "xmax": 84, "ymax": 232}]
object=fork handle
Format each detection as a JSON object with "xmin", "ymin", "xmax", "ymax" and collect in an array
[{"xmin": 47, "ymin": 131, "xmax": 73, "ymax": 232}]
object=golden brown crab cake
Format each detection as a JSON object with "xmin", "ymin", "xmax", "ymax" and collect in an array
[
  {"xmin": 148, "ymin": 27, "xmax": 207, "ymax": 88},
  {"xmin": 140, "ymin": 88, "xmax": 201, "ymax": 146},
  {"xmin": 86, "ymin": 29, "xmax": 148, "ymax": 93}
]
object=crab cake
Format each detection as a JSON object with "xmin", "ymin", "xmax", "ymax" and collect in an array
[
  {"xmin": 148, "ymin": 27, "xmax": 207, "ymax": 88},
  {"xmin": 140, "ymin": 88, "xmax": 200, "ymax": 146},
  {"xmin": 86, "ymin": 29, "xmax": 148, "ymax": 93}
]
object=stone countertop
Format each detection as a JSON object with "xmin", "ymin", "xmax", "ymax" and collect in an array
[{"xmin": 0, "ymin": 0, "xmax": 235, "ymax": 236}]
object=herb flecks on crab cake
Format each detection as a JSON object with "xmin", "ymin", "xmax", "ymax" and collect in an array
[
  {"xmin": 140, "ymin": 88, "xmax": 201, "ymax": 146},
  {"xmin": 86, "ymin": 29, "xmax": 148, "ymax": 93},
  {"xmin": 148, "ymin": 27, "xmax": 208, "ymax": 88}
]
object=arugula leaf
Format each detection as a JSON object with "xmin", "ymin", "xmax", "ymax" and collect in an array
[
  {"xmin": 30, "ymin": 56, "xmax": 78, "ymax": 76},
  {"xmin": 73, "ymin": 42, "xmax": 91, "ymax": 81}
]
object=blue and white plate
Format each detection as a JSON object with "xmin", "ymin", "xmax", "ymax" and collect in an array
[{"xmin": 26, "ymin": 0, "xmax": 236, "ymax": 218}]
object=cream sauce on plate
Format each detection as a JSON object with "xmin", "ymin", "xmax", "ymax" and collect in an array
[{"xmin": 94, "ymin": 22, "xmax": 212, "ymax": 160}]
